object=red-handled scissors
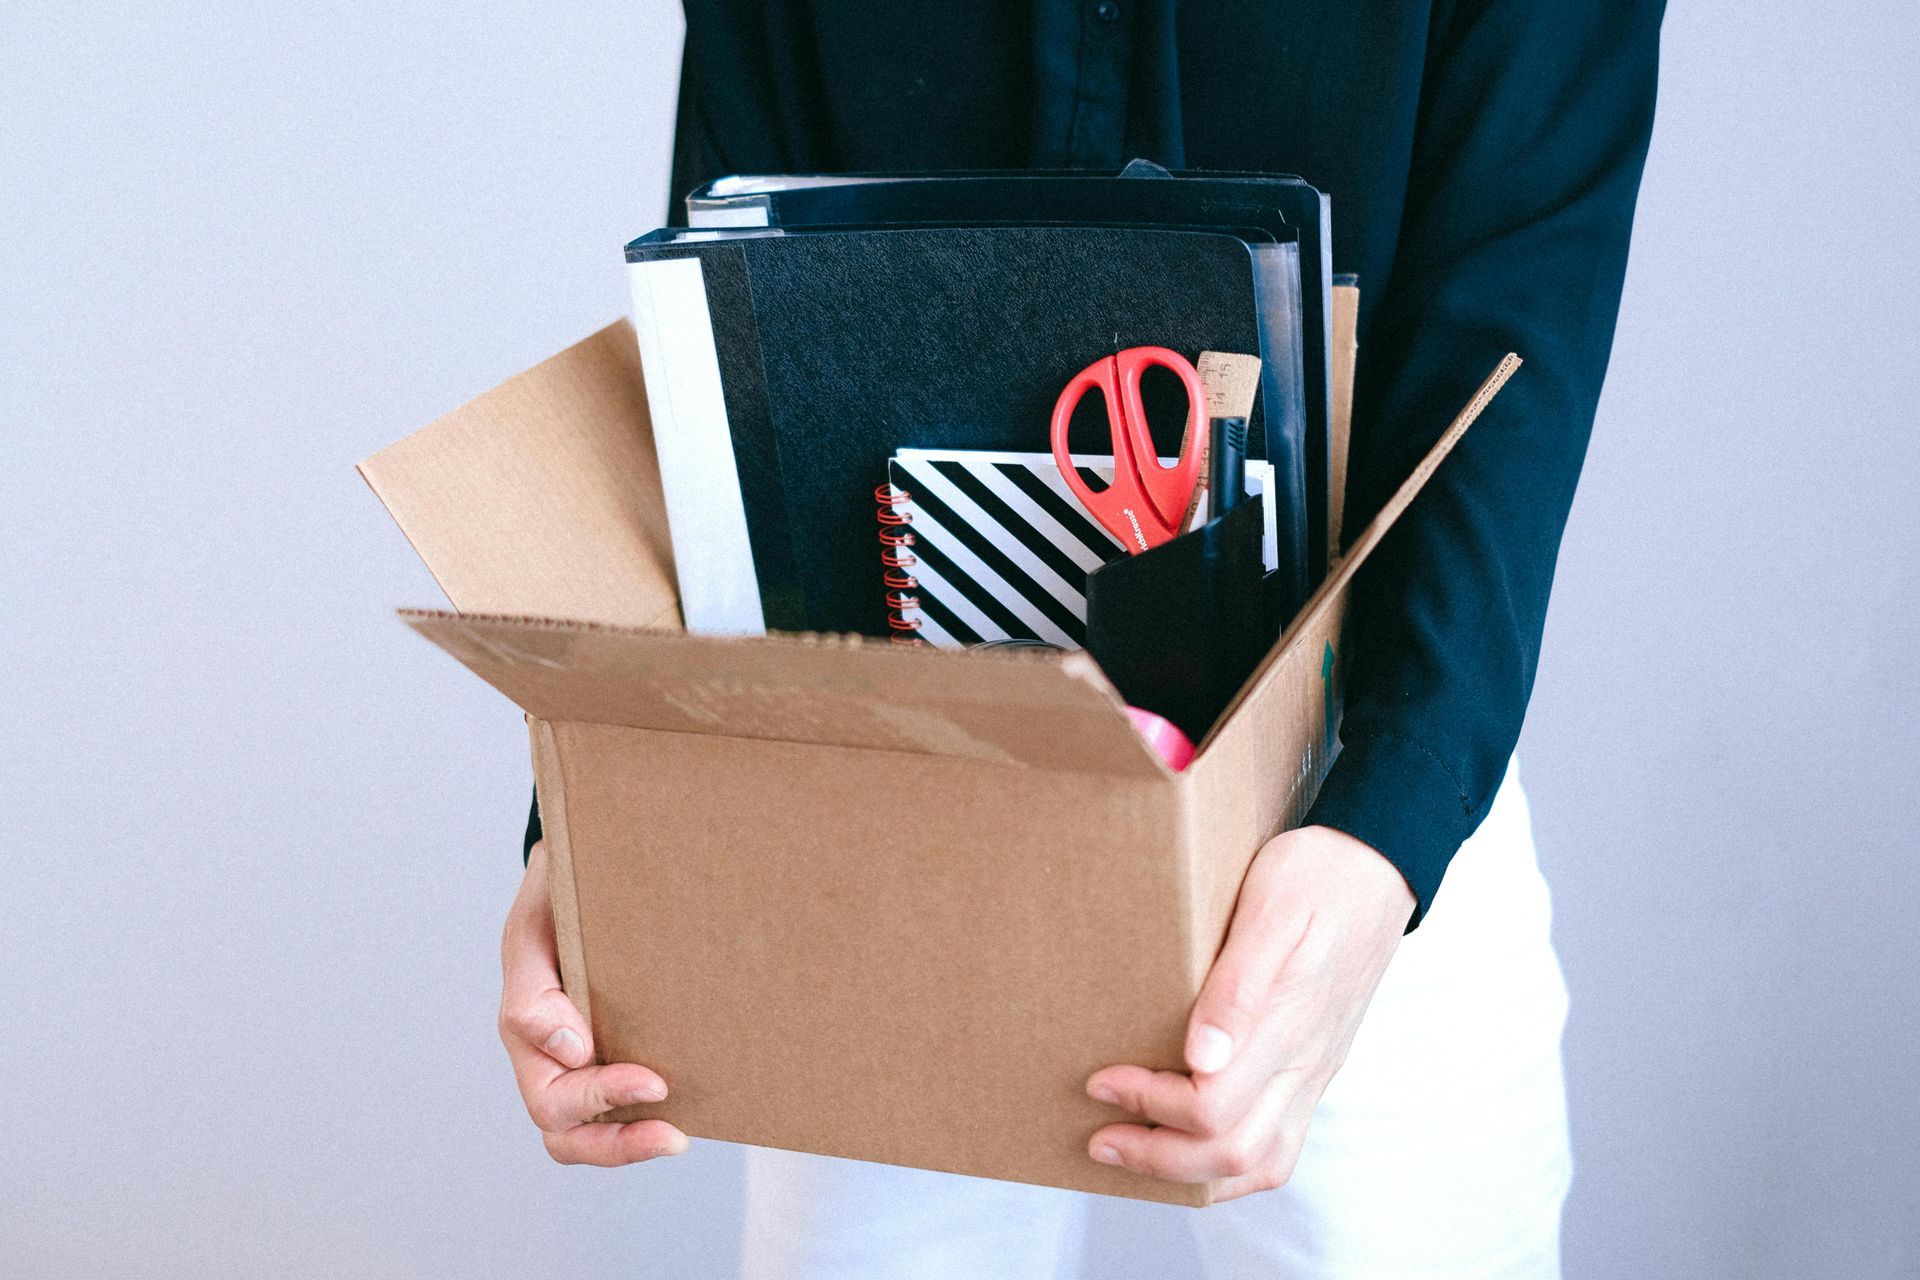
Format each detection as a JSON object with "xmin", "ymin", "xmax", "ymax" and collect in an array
[{"xmin": 1048, "ymin": 346, "xmax": 1208, "ymax": 553}]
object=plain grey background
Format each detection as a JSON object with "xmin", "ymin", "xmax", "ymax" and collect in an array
[{"xmin": 4, "ymin": 1, "xmax": 1915, "ymax": 1275}]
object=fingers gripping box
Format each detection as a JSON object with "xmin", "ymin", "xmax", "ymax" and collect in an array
[{"xmin": 359, "ymin": 286, "xmax": 1518, "ymax": 1205}]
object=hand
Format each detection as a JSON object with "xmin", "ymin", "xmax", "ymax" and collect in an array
[
  {"xmin": 500, "ymin": 841, "xmax": 687, "ymax": 1166},
  {"xmin": 1085, "ymin": 825, "xmax": 1414, "ymax": 1200}
]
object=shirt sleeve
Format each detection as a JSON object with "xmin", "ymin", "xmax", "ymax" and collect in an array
[{"xmin": 1303, "ymin": 0, "xmax": 1665, "ymax": 927}]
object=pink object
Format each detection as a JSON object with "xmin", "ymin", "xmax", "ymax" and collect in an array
[{"xmin": 1126, "ymin": 706, "xmax": 1195, "ymax": 772}]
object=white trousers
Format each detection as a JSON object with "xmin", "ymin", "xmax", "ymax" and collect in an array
[{"xmin": 740, "ymin": 758, "xmax": 1572, "ymax": 1279}]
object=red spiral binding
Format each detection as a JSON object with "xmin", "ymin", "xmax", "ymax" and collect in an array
[{"xmin": 875, "ymin": 482, "xmax": 925, "ymax": 645}]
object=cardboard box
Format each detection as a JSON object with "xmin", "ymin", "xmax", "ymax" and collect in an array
[{"xmin": 360, "ymin": 289, "xmax": 1518, "ymax": 1205}]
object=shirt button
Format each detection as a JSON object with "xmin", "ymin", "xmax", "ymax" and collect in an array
[{"xmin": 1095, "ymin": 1, "xmax": 1120, "ymax": 21}]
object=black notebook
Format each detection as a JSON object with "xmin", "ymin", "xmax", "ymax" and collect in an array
[{"xmin": 627, "ymin": 224, "xmax": 1280, "ymax": 638}]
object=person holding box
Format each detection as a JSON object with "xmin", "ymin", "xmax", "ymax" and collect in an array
[{"xmin": 497, "ymin": 1, "xmax": 1663, "ymax": 1275}]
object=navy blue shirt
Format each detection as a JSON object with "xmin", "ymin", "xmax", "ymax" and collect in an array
[{"xmin": 565, "ymin": 0, "xmax": 1663, "ymax": 924}]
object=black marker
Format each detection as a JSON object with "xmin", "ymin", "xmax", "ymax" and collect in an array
[{"xmin": 1209, "ymin": 416, "xmax": 1247, "ymax": 516}]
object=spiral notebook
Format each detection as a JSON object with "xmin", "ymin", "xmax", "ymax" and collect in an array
[{"xmin": 878, "ymin": 449, "xmax": 1278, "ymax": 650}]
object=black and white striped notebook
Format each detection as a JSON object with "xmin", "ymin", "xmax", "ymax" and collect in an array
[{"xmin": 878, "ymin": 449, "xmax": 1278, "ymax": 650}]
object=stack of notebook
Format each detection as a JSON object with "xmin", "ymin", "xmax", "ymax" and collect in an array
[{"xmin": 625, "ymin": 163, "xmax": 1333, "ymax": 642}]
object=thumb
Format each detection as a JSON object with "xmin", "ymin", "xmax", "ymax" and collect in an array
[
  {"xmin": 501, "ymin": 847, "xmax": 594, "ymax": 1070},
  {"xmin": 1184, "ymin": 890, "xmax": 1308, "ymax": 1076},
  {"xmin": 506, "ymin": 985, "xmax": 595, "ymax": 1071}
]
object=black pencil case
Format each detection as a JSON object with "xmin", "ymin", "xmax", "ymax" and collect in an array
[{"xmin": 1084, "ymin": 498, "xmax": 1273, "ymax": 745}]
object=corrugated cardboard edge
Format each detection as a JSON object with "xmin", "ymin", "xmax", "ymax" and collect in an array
[
  {"xmin": 398, "ymin": 609, "xmax": 1172, "ymax": 780},
  {"xmin": 1328, "ymin": 284, "xmax": 1359, "ymax": 563},
  {"xmin": 1171, "ymin": 784, "xmax": 1223, "ymax": 1208},
  {"xmin": 529, "ymin": 716, "xmax": 591, "ymax": 1032},
  {"xmin": 355, "ymin": 319, "xmax": 684, "ymax": 632}
]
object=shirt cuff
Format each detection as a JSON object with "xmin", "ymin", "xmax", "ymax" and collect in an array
[
  {"xmin": 524, "ymin": 787, "xmax": 542, "ymax": 865},
  {"xmin": 1302, "ymin": 726, "xmax": 1473, "ymax": 931}
]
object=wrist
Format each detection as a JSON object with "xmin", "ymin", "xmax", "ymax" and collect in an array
[{"xmin": 1279, "ymin": 824, "xmax": 1417, "ymax": 925}]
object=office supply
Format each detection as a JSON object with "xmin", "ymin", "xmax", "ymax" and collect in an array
[
  {"xmin": 1210, "ymin": 418, "xmax": 1249, "ymax": 516},
  {"xmin": 1048, "ymin": 346, "xmax": 1207, "ymax": 555},
  {"xmin": 877, "ymin": 449, "xmax": 1280, "ymax": 650},
  {"xmin": 1190, "ymin": 350, "xmax": 1263, "ymax": 526},
  {"xmin": 683, "ymin": 166, "xmax": 1331, "ymax": 587},
  {"xmin": 627, "ymin": 223, "xmax": 1272, "ymax": 636},
  {"xmin": 1084, "ymin": 498, "xmax": 1270, "ymax": 743},
  {"xmin": 1079, "ymin": 349, "xmax": 1266, "ymax": 744}
]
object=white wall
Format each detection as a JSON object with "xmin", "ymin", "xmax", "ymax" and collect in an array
[{"xmin": 3, "ymin": 2, "xmax": 1914, "ymax": 1276}]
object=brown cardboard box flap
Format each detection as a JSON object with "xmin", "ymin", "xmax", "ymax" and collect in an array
[
  {"xmin": 403, "ymin": 610, "xmax": 1169, "ymax": 776},
  {"xmin": 357, "ymin": 320, "xmax": 681, "ymax": 630},
  {"xmin": 1197, "ymin": 352, "xmax": 1522, "ymax": 756}
]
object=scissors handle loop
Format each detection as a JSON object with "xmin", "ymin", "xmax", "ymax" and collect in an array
[{"xmin": 1048, "ymin": 346, "xmax": 1208, "ymax": 553}]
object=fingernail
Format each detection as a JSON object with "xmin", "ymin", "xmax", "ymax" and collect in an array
[
  {"xmin": 544, "ymin": 1027, "xmax": 585, "ymax": 1064},
  {"xmin": 662, "ymin": 1131, "xmax": 690, "ymax": 1156},
  {"xmin": 625, "ymin": 1082, "xmax": 666, "ymax": 1105},
  {"xmin": 1091, "ymin": 1144, "xmax": 1121, "ymax": 1166},
  {"xmin": 1189, "ymin": 1025, "xmax": 1234, "ymax": 1074},
  {"xmin": 1087, "ymin": 1083, "xmax": 1117, "ymax": 1106}
]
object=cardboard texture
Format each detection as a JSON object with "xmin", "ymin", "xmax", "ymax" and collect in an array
[
  {"xmin": 361, "ymin": 282, "xmax": 1519, "ymax": 1205},
  {"xmin": 358, "ymin": 323, "xmax": 680, "ymax": 631},
  {"xmin": 1328, "ymin": 281, "xmax": 1360, "ymax": 560}
]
